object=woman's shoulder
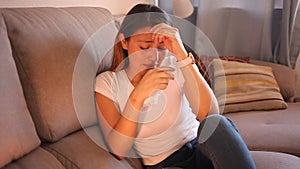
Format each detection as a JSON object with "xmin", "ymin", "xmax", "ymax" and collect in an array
[
  {"xmin": 96, "ymin": 71, "xmax": 114, "ymax": 78},
  {"xmin": 95, "ymin": 71, "xmax": 115, "ymax": 93},
  {"xmin": 95, "ymin": 70, "xmax": 126, "ymax": 83},
  {"xmin": 95, "ymin": 70, "xmax": 127, "ymax": 95},
  {"xmin": 95, "ymin": 71, "xmax": 115, "ymax": 84}
]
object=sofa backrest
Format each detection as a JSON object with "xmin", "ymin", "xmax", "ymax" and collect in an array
[
  {"xmin": 0, "ymin": 11, "xmax": 40, "ymax": 168},
  {"xmin": 1, "ymin": 7, "xmax": 118, "ymax": 142}
]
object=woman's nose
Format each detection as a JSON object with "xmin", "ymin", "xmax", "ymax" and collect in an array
[{"xmin": 147, "ymin": 48, "xmax": 159, "ymax": 62}]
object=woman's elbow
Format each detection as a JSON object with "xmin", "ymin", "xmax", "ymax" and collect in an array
[
  {"xmin": 110, "ymin": 152, "xmax": 125, "ymax": 160},
  {"xmin": 107, "ymin": 144, "xmax": 127, "ymax": 160},
  {"xmin": 196, "ymin": 103, "xmax": 219, "ymax": 121}
]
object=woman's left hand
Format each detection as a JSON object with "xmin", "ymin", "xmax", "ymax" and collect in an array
[{"xmin": 151, "ymin": 23, "xmax": 188, "ymax": 60}]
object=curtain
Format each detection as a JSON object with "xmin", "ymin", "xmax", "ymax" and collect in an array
[
  {"xmin": 291, "ymin": 8, "xmax": 300, "ymax": 68},
  {"xmin": 274, "ymin": 0, "xmax": 299, "ymax": 67},
  {"xmin": 196, "ymin": 0, "xmax": 300, "ymax": 67}
]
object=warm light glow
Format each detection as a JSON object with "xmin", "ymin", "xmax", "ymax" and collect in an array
[{"xmin": 172, "ymin": 0, "xmax": 194, "ymax": 18}]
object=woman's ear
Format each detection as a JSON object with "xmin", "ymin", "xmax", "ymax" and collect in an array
[{"xmin": 118, "ymin": 33, "xmax": 128, "ymax": 50}]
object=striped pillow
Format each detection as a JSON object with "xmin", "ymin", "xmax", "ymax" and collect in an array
[{"xmin": 212, "ymin": 59, "xmax": 287, "ymax": 114}]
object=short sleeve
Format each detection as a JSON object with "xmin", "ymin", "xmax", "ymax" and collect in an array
[{"xmin": 95, "ymin": 71, "xmax": 114, "ymax": 100}]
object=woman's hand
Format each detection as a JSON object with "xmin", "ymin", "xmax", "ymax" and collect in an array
[
  {"xmin": 131, "ymin": 66, "xmax": 175, "ymax": 102},
  {"xmin": 151, "ymin": 23, "xmax": 188, "ymax": 60}
]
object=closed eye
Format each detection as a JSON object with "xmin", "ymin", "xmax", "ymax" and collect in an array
[{"xmin": 140, "ymin": 47, "xmax": 150, "ymax": 50}]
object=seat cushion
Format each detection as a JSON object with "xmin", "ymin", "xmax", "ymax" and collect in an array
[
  {"xmin": 43, "ymin": 126, "xmax": 300, "ymax": 169},
  {"xmin": 43, "ymin": 125, "xmax": 142, "ymax": 169},
  {"xmin": 2, "ymin": 7, "xmax": 118, "ymax": 142},
  {"xmin": 0, "ymin": 12, "xmax": 40, "ymax": 168},
  {"xmin": 225, "ymin": 102, "xmax": 300, "ymax": 156},
  {"xmin": 251, "ymin": 151, "xmax": 300, "ymax": 169},
  {"xmin": 2, "ymin": 147, "xmax": 65, "ymax": 169}
]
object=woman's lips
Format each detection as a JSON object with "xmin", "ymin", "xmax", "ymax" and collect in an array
[{"xmin": 144, "ymin": 64, "xmax": 158, "ymax": 68}]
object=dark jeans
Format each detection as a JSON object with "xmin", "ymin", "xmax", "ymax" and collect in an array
[{"xmin": 144, "ymin": 114, "xmax": 256, "ymax": 169}]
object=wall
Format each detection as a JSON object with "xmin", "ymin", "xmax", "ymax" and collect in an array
[{"xmin": 0, "ymin": 0, "xmax": 155, "ymax": 15}]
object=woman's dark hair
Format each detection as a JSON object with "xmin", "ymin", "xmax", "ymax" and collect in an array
[{"xmin": 110, "ymin": 4, "xmax": 172, "ymax": 71}]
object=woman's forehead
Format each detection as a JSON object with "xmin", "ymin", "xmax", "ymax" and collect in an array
[
  {"xmin": 131, "ymin": 26, "xmax": 153, "ymax": 37},
  {"xmin": 131, "ymin": 27, "xmax": 153, "ymax": 42},
  {"xmin": 132, "ymin": 33, "xmax": 153, "ymax": 42}
]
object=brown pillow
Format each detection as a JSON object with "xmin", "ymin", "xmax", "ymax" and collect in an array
[{"xmin": 212, "ymin": 59, "xmax": 287, "ymax": 114}]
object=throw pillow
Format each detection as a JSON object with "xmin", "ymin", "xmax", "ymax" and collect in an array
[{"xmin": 212, "ymin": 59, "xmax": 288, "ymax": 114}]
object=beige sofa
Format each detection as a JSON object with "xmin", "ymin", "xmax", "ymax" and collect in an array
[{"xmin": 1, "ymin": 7, "xmax": 300, "ymax": 169}]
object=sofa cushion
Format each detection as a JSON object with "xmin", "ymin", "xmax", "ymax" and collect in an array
[
  {"xmin": 250, "ymin": 60, "xmax": 297, "ymax": 102},
  {"xmin": 2, "ymin": 148, "xmax": 65, "ymax": 169},
  {"xmin": 213, "ymin": 59, "xmax": 287, "ymax": 114},
  {"xmin": 251, "ymin": 151, "xmax": 300, "ymax": 169},
  {"xmin": 2, "ymin": 7, "xmax": 118, "ymax": 142},
  {"xmin": 0, "ymin": 13, "xmax": 40, "ymax": 168},
  {"xmin": 43, "ymin": 126, "xmax": 142, "ymax": 169},
  {"xmin": 225, "ymin": 102, "xmax": 300, "ymax": 156}
]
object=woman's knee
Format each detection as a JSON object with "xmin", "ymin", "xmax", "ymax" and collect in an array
[
  {"xmin": 205, "ymin": 114, "xmax": 237, "ymax": 130},
  {"xmin": 197, "ymin": 115, "xmax": 238, "ymax": 143},
  {"xmin": 199, "ymin": 114, "xmax": 229, "ymax": 129},
  {"xmin": 205, "ymin": 114, "xmax": 225, "ymax": 122}
]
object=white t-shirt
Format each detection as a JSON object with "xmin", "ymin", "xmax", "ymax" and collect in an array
[{"xmin": 95, "ymin": 56, "xmax": 200, "ymax": 165}]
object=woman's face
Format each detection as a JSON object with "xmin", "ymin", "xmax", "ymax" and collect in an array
[{"xmin": 120, "ymin": 26, "xmax": 168, "ymax": 73}]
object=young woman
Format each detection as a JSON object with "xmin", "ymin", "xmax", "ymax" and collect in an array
[{"xmin": 95, "ymin": 4, "xmax": 256, "ymax": 169}]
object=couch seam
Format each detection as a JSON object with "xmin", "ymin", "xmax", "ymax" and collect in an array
[{"xmin": 42, "ymin": 146, "xmax": 80, "ymax": 169}]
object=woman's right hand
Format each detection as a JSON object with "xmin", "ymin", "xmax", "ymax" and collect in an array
[{"xmin": 132, "ymin": 66, "xmax": 175, "ymax": 102}]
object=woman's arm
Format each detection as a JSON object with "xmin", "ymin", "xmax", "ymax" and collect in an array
[
  {"xmin": 179, "ymin": 60, "xmax": 219, "ymax": 121},
  {"xmin": 151, "ymin": 23, "xmax": 219, "ymax": 121},
  {"xmin": 95, "ymin": 68, "xmax": 174, "ymax": 159},
  {"xmin": 95, "ymin": 90, "xmax": 143, "ymax": 159}
]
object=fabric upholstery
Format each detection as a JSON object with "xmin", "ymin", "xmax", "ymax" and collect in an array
[
  {"xmin": 2, "ymin": 148, "xmax": 65, "ymax": 169},
  {"xmin": 213, "ymin": 59, "xmax": 287, "ymax": 114},
  {"xmin": 225, "ymin": 102, "xmax": 300, "ymax": 157},
  {"xmin": 2, "ymin": 7, "xmax": 118, "ymax": 142},
  {"xmin": 43, "ymin": 125, "xmax": 141, "ymax": 169},
  {"xmin": 0, "ymin": 13, "xmax": 40, "ymax": 168},
  {"xmin": 43, "ymin": 124, "xmax": 300, "ymax": 169},
  {"xmin": 250, "ymin": 59, "xmax": 297, "ymax": 102},
  {"xmin": 251, "ymin": 151, "xmax": 300, "ymax": 169}
]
